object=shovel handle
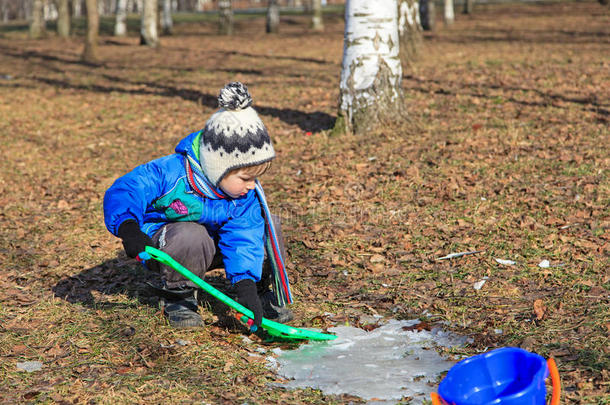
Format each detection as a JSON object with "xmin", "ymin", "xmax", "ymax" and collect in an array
[{"xmin": 548, "ymin": 358, "xmax": 561, "ymax": 405}]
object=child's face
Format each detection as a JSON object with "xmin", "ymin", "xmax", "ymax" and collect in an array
[{"xmin": 219, "ymin": 170, "xmax": 257, "ymax": 198}]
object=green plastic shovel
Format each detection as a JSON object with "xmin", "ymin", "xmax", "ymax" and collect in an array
[{"xmin": 140, "ymin": 246, "xmax": 337, "ymax": 341}]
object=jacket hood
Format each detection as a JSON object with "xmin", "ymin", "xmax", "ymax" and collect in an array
[
  {"xmin": 175, "ymin": 130, "xmax": 202, "ymax": 163},
  {"xmin": 175, "ymin": 131, "xmax": 201, "ymax": 162}
]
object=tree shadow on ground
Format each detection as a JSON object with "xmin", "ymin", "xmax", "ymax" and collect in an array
[
  {"xmin": 51, "ymin": 256, "xmax": 241, "ymax": 331},
  {"xmin": 1, "ymin": 44, "xmax": 337, "ymax": 132},
  {"xmin": 35, "ymin": 75, "xmax": 336, "ymax": 131},
  {"xmin": 431, "ymin": 27, "xmax": 610, "ymax": 45},
  {"xmin": 52, "ymin": 256, "xmax": 161, "ymax": 309},
  {"xmin": 403, "ymin": 75, "xmax": 609, "ymax": 116}
]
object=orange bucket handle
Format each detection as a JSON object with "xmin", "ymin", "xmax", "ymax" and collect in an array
[
  {"xmin": 431, "ymin": 392, "xmax": 448, "ymax": 405},
  {"xmin": 548, "ymin": 358, "xmax": 561, "ymax": 405}
]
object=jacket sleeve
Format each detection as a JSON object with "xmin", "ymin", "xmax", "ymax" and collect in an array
[
  {"xmin": 217, "ymin": 195, "xmax": 265, "ymax": 285},
  {"xmin": 103, "ymin": 158, "xmax": 169, "ymax": 236}
]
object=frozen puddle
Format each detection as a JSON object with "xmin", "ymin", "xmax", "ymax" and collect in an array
[{"xmin": 268, "ymin": 319, "xmax": 469, "ymax": 404}]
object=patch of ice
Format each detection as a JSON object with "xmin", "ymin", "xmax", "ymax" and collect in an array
[
  {"xmin": 473, "ymin": 276, "xmax": 489, "ymax": 290},
  {"xmin": 17, "ymin": 361, "xmax": 43, "ymax": 372},
  {"xmin": 271, "ymin": 319, "xmax": 468, "ymax": 404},
  {"xmin": 538, "ymin": 260, "xmax": 550, "ymax": 268},
  {"xmin": 495, "ymin": 258, "xmax": 516, "ymax": 266}
]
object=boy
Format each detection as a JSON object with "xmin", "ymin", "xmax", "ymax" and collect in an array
[{"xmin": 103, "ymin": 82, "xmax": 293, "ymax": 329}]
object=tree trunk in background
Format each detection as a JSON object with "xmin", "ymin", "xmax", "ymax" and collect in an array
[
  {"xmin": 463, "ymin": 0, "xmax": 474, "ymax": 14},
  {"xmin": 311, "ymin": 0, "xmax": 323, "ymax": 31},
  {"xmin": 140, "ymin": 0, "xmax": 159, "ymax": 47},
  {"xmin": 398, "ymin": 0, "xmax": 422, "ymax": 66},
  {"xmin": 29, "ymin": 0, "xmax": 46, "ymax": 39},
  {"xmin": 1, "ymin": 0, "xmax": 9, "ymax": 23},
  {"xmin": 73, "ymin": 0, "xmax": 82, "ymax": 17},
  {"xmin": 337, "ymin": 0, "xmax": 403, "ymax": 135},
  {"xmin": 419, "ymin": 0, "xmax": 434, "ymax": 31},
  {"xmin": 444, "ymin": 0, "xmax": 454, "ymax": 25},
  {"xmin": 57, "ymin": 0, "xmax": 71, "ymax": 37},
  {"xmin": 266, "ymin": 0, "xmax": 279, "ymax": 33},
  {"xmin": 161, "ymin": 0, "xmax": 173, "ymax": 34},
  {"xmin": 218, "ymin": 0, "xmax": 233, "ymax": 35},
  {"xmin": 115, "ymin": 0, "xmax": 127, "ymax": 35},
  {"xmin": 82, "ymin": 0, "xmax": 100, "ymax": 63},
  {"xmin": 23, "ymin": 0, "xmax": 34, "ymax": 20}
]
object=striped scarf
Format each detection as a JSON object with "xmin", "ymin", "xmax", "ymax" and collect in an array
[{"xmin": 183, "ymin": 148, "xmax": 293, "ymax": 307}]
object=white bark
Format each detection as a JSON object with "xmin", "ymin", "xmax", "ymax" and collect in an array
[
  {"xmin": 161, "ymin": 0, "xmax": 173, "ymax": 34},
  {"xmin": 57, "ymin": 0, "xmax": 70, "ymax": 37},
  {"xmin": 43, "ymin": 1, "xmax": 58, "ymax": 20},
  {"xmin": 398, "ymin": 0, "xmax": 422, "ymax": 64},
  {"xmin": 338, "ymin": 0, "xmax": 402, "ymax": 134},
  {"xmin": 1, "ymin": 0, "xmax": 8, "ymax": 23},
  {"xmin": 311, "ymin": 0, "xmax": 323, "ymax": 31},
  {"xmin": 115, "ymin": 0, "xmax": 127, "ymax": 36},
  {"xmin": 73, "ymin": 0, "xmax": 82, "ymax": 17},
  {"xmin": 218, "ymin": 0, "xmax": 233, "ymax": 35},
  {"xmin": 30, "ymin": 0, "xmax": 46, "ymax": 38},
  {"xmin": 444, "ymin": 0, "xmax": 454, "ymax": 25},
  {"xmin": 140, "ymin": 0, "xmax": 159, "ymax": 47},
  {"xmin": 266, "ymin": 0, "xmax": 279, "ymax": 33}
]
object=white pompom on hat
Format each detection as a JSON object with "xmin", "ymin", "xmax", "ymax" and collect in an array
[{"xmin": 200, "ymin": 82, "xmax": 275, "ymax": 186}]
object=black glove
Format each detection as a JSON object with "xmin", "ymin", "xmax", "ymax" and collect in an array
[
  {"xmin": 235, "ymin": 279, "xmax": 263, "ymax": 329},
  {"xmin": 117, "ymin": 220, "xmax": 154, "ymax": 259}
]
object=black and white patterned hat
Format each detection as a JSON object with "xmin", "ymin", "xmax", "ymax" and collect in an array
[{"xmin": 200, "ymin": 82, "xmax": 275, "ymax": 186}]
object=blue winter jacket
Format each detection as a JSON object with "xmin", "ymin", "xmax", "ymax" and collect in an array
[{"xmin": 103, "ymin": 132, "xmax": 265, "ymax": 284}]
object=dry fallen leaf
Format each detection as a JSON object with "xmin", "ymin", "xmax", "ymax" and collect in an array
[
  {"xmin": 533, "ymin": 299, "xmax": 546, "ymax": 320},
  {"xmin": 369, "ymin": 254, "xmax": 385, "ymax": 263}
]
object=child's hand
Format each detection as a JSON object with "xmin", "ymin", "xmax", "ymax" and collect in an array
[
  {"xmin": 235, "ymin": 279, "xmax": 263, "ymax": 330},
  {"xmin": 117, "ymin": 220, "xmax": 154, "ymax": 258}
]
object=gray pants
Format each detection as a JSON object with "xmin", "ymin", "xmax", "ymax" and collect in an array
[{"xmin": 150, "ymin": 215, "xmax": 286, "ymax": 290}]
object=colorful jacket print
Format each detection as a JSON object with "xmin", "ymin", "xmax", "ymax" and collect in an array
[{"xmin": 103, "ymin": 131, "xmax": 265, "ymax": 285}]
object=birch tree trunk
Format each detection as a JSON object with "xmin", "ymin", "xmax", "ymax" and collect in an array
[
  {"xmin": 266, "ymin": 0, "xmax": 279, "ymax": 34},
  {"xmin": 82, "ymin": 0, "xmax": 100, "ymax": 63},
  {"xmin": 1, "ymin": 0, "xmax": 8, "ymax": 23},
  {"xmin": 311, "ymin": 0, "xmax": 323, "ymax": 31},
  {"xmin": 73, "ymin": 0, "xmax": 82, "ymax": 17},
  {"xmin": 140, "ymin": 0, "xmax": 159, "ymax": 47},
  {"xmin": 57, "ymin": 0, "xmax": 70, "ymax": 37},
  {"xmin": 218, "ymin": 0, "xmax": 233, "ymax": 35},
  {"xmin": 444, "ymin": 0, "xmax": 454, "ymax": 25},
  {"xmin": 160, "ymin": 0, "xmax": 173, "ymax": 34},
  {"xmin": 29, "ymin": 0, "xmax": 46, "ymax": 39},
  {"xmin": 398, "ymin": 0, "xmax": 422, "ymax": 66},
  {"xmin": 419, "ymin": 0, "xmax": 434, "ymax": 31},
  {"xmin": 115, "ymin": 0, "xmax": 127, "ymax": 36},
  {"xmin": 462, "ymin": 0, "xmax": 473, "ymax": 14},
  {"xmin": 337, "ymin": 0, "xmax": 403, "ymax": 135}
]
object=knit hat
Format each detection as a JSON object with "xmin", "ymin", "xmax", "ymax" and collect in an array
[{"xmin": 199, "ymin": 82, "xmax": 275, "ymax": 186}]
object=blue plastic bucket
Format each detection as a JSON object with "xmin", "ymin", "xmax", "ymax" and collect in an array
[{"xmin": 436, "ymin": 347, "xmax": 549, "ymax": 405}]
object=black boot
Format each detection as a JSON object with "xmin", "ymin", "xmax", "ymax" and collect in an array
[{"xmin": 149, "ymin": 284, "xmax": 204, "ymax": 328}]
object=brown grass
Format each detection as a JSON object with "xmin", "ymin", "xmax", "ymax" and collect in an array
[{"xmin": 0, "ymin": 1, "xmax": 608, "ymax": 403}]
